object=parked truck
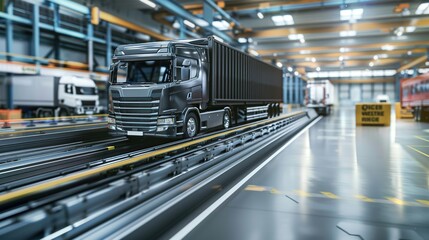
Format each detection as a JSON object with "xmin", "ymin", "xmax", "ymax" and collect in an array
[
  {"xmin": 304, "ymin": 80, "xmax": 334, "ymax": 115},
  {"xmin": 401, "ymin": 73, "xmax": 429, "ymax": 121},
  {"xmin": 107, "ymin": 36, "xmax": 282, "ymax": 138},
  {"xmin": 0, "ymin": 75, "xmax": 100, "ymax": 117}
]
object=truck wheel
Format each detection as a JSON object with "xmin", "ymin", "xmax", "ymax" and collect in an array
[
  {"xmin": 59, "ymin": 109, "xmax": 69, "ymax": 117},
  {"xmin": 223, "ymin": 111, "xmax": 231, "ymax": 129},
  {"xmin": 184, "ymin": 113, "xmax": 198, "ymax": 138}
]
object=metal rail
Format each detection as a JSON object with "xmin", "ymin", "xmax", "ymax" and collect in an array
[
  {"xmin": 0, "ymin": 110, "xmax": 316, "ymax": 239},
  {"xmin": 0, "ymin": 111, "xmax": 305, "ymax": 205}
]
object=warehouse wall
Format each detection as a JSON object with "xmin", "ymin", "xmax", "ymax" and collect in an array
[{"xmin": 335, "ymin": 83, "xmax": 395, "ymax": 105}]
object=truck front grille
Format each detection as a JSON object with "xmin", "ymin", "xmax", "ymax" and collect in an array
[
  {"xmin": 82, "ymin": 100, "xmax": 96, "ymax": 107},
  {"xmin": 111, "ymin": 95, "xmax": 160, "ymax": 132}
]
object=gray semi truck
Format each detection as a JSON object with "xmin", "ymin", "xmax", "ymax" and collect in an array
[{"xmin": 107, "ymin": 36, "xmax": 282, "ymax": 138}]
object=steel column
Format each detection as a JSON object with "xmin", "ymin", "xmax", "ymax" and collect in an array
[
  {"xmin": 32, "ymin": 3, "xmax": 40, "ymax": 72},
  {"xmin": 6, "ymin": 0, "xmax": 13, "ymax": 61},
  {"xmin": 288, "ymin": 75, "xmax": 293, "ymax": 104},
  {"xmin": 282, "ymin": 69, "xmax": 287, "ymax": 104},
  {"xmin": 6, "ymin": 0, "xmax": 13, "ymax": 109},
  {"xmin": 106, "ymin": 22, "xmax": 112, "ymax": 67},
  {"xmin": 395, "ymin": 74, "xmax": 400, "ymax": 102},
  {"xmin": 203, "ymin": 1, "xmax": 214, "ymax": 25},
  {"xmin": 178, "ymin": 18, "xmax": 185, "ymax": 40},
  {"xmin": 87, "ymin": 22, "xmax": 94, "ymax": 71},
  {"xmin": 294, "ymin": 76, "xmax": 299, "ymax": 104}
]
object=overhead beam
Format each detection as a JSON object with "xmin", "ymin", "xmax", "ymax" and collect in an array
[
  {"xmin": 238, "ymin": 18, "xmax": 429, "ymax": 38},
  {"xmin": 263, "ymin": 49, "xmax": 427, "ymax": 60},
  {"xmin": 397, "ymin": 55, "xmax": 428, "ymax": 72},
  {"xmin": 97, "ymin": 9, "xmax": 170, "ymax": 41},
  {"xmin": 256, "ymin": 40, "xmax": 429, "ymax": 55},
  {"xmin": 331, "ymin": 78, "xmax": 395, "ymax": 84},
  {"xmin": 154, "ymin": 0, "xmax": 235, "ymax": 43},
  {"xmin": 203, "ymin": 0, "xmax": 241, "ymax": 28}
]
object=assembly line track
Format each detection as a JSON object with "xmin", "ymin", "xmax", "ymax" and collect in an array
[{"xmin": 0, "ymin": 110, "xmax": 316, "ymax": 239}]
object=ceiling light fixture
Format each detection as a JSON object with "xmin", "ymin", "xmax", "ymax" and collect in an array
[
  {"xmin": 238, "ymin": 38, "xmax": 247, "ymax": 43},
  {"xmin": 406, "ymin": 26, "xmax": 416, "ymax": 32},
  {"xmin": 339, "ymin": 47, "xmax": 349, "ymax": 53},
  {"xmin": 339, "ymin": 30, "xmax": 356, "ymax": 37},
  {"xmin": 294, "ymin": 71, "xmax": 299, "ymax": 76},
  {"xmin": 339, "ymin": 56, "xmax": 344, "ymax": 61},
  {"xmin": 369, "ymin": 62, "xmax": 374, "ymax": 67},
  {"xmin": 311, "ymin": 57, "xmax": 316, "ymax": 62},
  {"xmin": 426, "ymin": 61, "xmax": 429, "ymax": 66},
  {"xmin": 257, "ymin": 11, "xmax": 264, "ymax": 19},
  {"xmin": 394, "ymin": 26, "xmax": 404, "ymax": 36},
  {"xmin": 415, "ymin": 2, "xmax": 429, "ymax": 15},
  {"xmin": 288, "ymin": 66, "xmax": 293, "ymax": 72},
  {"xmin": 316, "ymin": 67, "xmax": 321, "ymax": 71},
  {"xmin": 288, "ymin": 34, "xmax": 303, "ymax": 40},
  {"xmin": 276, "ymin": 62, "xmax": 283, "ymax": 68},
  {"xmin": 212, "ymin": 20, "xmax": 230, "ymax": 30},
  {"xmin": 248, "ymin": 49, "xmax": 259, "ymax": 56},
  {"xmin": 300, "ymin": 50, "xmax": 311, "ymax": 54},
  {"xmin": 271, "ymin": 15, "xmax": 294, "ymax": 26},
  {"xmin": 373, "ymin": 55, "xmax": 379, "ymax": 60},
  {"xmin": 139, "ymin": 0, "xmax": 157, "ymax": 9},
  {"xmin": 381, "ymin": 45, "xmax": 394, "ymax": 51},
  {"xmin": 340, "ymin": 8, "xmax": 364, "ymax": 21},
  {"xmin": 183, "ymin": 20, "xmax": 196, "ymax": 28}
]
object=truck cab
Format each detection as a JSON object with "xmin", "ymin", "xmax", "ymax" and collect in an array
[
  {"xmin": 58, "ymin": 76, "xmax": 100, "ymax": 116},
  {"xmin": 108, "ymin": 41, "xmax": 208, "ymax": 138}
]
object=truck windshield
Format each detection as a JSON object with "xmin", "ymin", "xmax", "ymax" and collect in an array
[
  {"xmin": 76, "ymin": 86, "xmax": 98, "ymax": 95},
  {"xmin": 114, "ymin": 60, "xmax": 172, "ymax": 84}
]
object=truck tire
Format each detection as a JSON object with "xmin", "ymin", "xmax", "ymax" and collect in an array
[
  {"xmin": 37, "ymin": 109, "xmax": 53, "ymax": 118},
  {"xmin": 59, "ymin": 109, "xmax": 69, "ymax": 117},
  {"xmin": 184, "ymin": 112, "xmax": 199, "ymax": 138},
  {"xmin": 223, "ymin": 110, "xmax": 231, "ymax": 129}
]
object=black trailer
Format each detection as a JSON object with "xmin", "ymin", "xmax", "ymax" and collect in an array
[
  {"xmin": 209, "ymin": 38, "xmax": 282, "ymax": 105},
  {"xmin": 108, "ymin": 36, "xmax": 283, "ymax": 138}
]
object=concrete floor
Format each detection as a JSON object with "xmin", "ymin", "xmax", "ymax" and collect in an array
[{"xmin": 178, "ymin": 107, "xmax": 429, "ymax": 240}]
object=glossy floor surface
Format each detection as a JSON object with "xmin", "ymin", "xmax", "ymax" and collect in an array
[{"xmin": 181, "ymin": 107, "xmax": 429, "ymax": 240}]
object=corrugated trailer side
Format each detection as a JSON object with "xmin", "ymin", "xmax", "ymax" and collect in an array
[{"xmin": 209, "ymin": 37, "xmax": 282, "ymax": 105}]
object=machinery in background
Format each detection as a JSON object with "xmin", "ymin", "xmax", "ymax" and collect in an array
[
  {"xmin": 0, "ymin": 75, "xmax": 100, "ymax": 118},
  {"xmin": 401, "ymin": 73, "xmax": 429, "ymax": 121},
  {"xmin": 304, "ymin": 80, "xmax": 334, "ymax": 115},
  {"xmin": 108, "ymin": 36, "xmax": 282, "ymax": 138}
]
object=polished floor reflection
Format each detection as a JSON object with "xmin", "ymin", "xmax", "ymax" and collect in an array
[{"xmin": 185, "ymin": 107, "xmax": 429, "ymax": 240}]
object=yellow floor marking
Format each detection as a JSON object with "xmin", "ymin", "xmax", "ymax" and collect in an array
[
  {"xmin": 415, "ymin": 136, "xmax": 429, "ymax": 143},
  {"xmin": 295, "ymin": 190, "xmax": 310, "ymax": 197},
  {"xmin": 270, "ymin": 188, "xmax": 283, "ymax": 195},
  {"xmin": 416, "ymin": 199, "xmax": 429, "ymax": 206},
  {"xmin": 355, "ymin": 195, "xmax": 375, "ymax": 202},
  {"xmin": 321, "ymin": 192, "xmax": 339, "ymax": 199},
  {"xmin": 386, "ymin": 197, "xmax": 407, "ymax": 205},
  {"xmin": 244, "ymin": 185, "xmax": 267, "ymax": 192},
  {"xmin": 407, "ymin": 145, "xmax": 429, "ymax": 158},
  {"xmin": 106, "ymin": 146, "xmax": 115, "ymax": 151}
]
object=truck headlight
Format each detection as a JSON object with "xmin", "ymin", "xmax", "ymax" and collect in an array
[
  {"xmin": 107, "ymin": 117, "xmax": 116, "ymax": 124},
  {"xmin": 157, "ymin": 117, "xmax": 175, "ymax": 125}
]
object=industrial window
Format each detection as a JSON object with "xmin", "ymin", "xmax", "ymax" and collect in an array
[
  {"xmin": 176, "ymin": 57, "xmax": 198, "ymax": 81},
  {"xmin": 65, "ymin": 84, "xmax": 73, "ymax": 94}
]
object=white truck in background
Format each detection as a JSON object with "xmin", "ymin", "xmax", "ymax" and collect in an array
[
  {"xmin": 305, "ymin": 80, "xmax": 334, "ymax": 115},
  {"xmin": 1, "ymin": 75, "xmax": 100, "ymax": 117}
]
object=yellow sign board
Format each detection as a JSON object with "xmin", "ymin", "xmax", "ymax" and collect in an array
[{"xmin": 356, "ymin": 103, "xmax": 391, "ymax": 126}]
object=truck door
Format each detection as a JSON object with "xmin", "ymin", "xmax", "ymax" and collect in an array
[{"xmin": 174, "ymin": 47, "xmax": 202, "ymax": 105}]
